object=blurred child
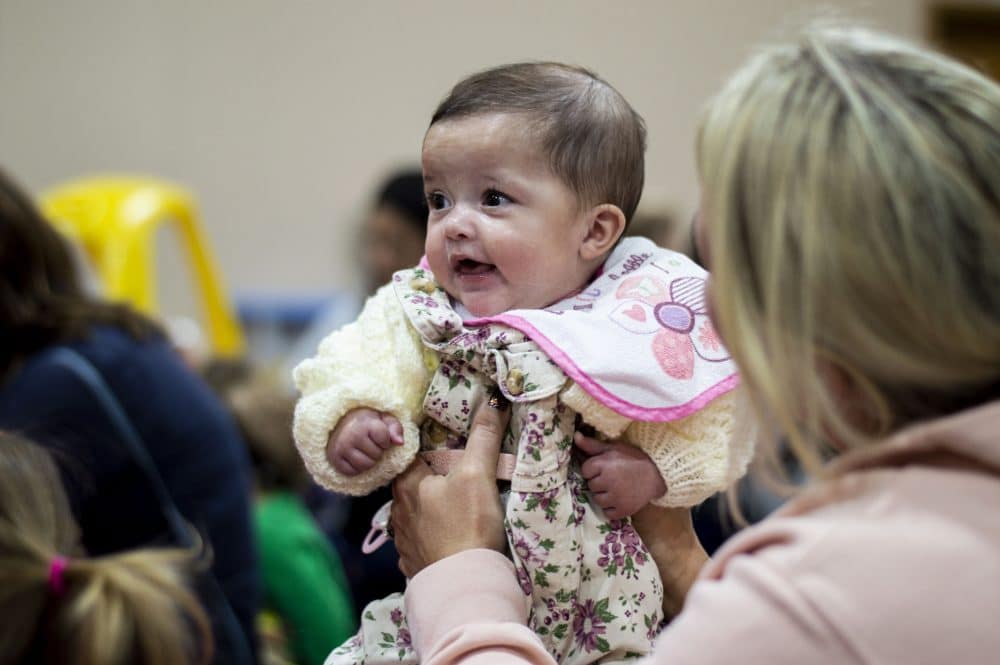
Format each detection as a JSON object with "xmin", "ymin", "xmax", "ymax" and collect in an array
[
  {"xmin": 0, "ymin": 432, "xmax": 211, "ymax": 665},
  {"xmin": 206, "ymin": 360, "xmax": 356, "ymax": 665},
  {"xmin": 0, "ymin": 166, "xmax": 260, "ymax": 662}
]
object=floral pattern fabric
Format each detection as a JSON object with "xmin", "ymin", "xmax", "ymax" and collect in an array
[{"xmin": 325, "ymin": 269, "xmax": 663, "ymax": 665}]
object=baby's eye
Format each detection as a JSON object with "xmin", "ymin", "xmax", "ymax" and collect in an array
[
  {"xmin": 482, "ymin": 189, "xmax": 511, "ymax": 207},
  {"xmin": 427, "ymin": 192, "xmax": 450, "ymax": 211}
]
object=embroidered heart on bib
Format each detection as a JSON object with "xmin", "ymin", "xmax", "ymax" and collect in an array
[{"xmin": 623, "ymin": 304, "xmax": 646, "ymax": 322}]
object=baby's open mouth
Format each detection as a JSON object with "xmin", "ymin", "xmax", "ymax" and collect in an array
[{"xmin": 453, "ymin": 258, "xmax": 496, "ymax": 276}]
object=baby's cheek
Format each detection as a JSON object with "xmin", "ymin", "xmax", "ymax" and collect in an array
[
  {"xmin": 423, "ymin": 237, "xmax": 446, "ymax": 276},
  {"xmin": 423, "ymin": 229, "xmax": 436, "ymax": 258}
]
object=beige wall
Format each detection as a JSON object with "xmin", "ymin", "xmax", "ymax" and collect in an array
[{"xmin": 0, "ymin": 0, "xmax": 928, "ymax": 308}]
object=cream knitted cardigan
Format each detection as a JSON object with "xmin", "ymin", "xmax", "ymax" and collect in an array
[{"xmin": 293, "ymin": 284, "xmax": 746, "ymax": 508}]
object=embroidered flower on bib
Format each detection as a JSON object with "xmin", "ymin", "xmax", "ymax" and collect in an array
[{"xmin": 609, "ymin": 274, "xmax": 730, "ymax": 380}]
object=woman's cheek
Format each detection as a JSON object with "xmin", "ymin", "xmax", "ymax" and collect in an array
[{"xmin": 704, "ymin": 274, "xmax": 727, "ymax": 348}]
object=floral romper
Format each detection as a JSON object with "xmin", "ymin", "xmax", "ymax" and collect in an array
[{"xmin": 326, "ymin": 269, "xmax": 664, "ymax": 665}]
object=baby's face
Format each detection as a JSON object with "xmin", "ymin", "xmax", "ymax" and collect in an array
[{"xmin": 422, "ymin": 113, "xmax": 593, "ymax": 317}]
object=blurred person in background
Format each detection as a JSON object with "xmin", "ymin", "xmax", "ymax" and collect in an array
[
  {"xmin": 0, "ymin": 167, "xmax": 260, "ymax": 664},
  {"xmin": 204, "ymin": 359, "xmax": 357, "ymax": 665},
  {"xmin": 0, "ymin": 432, "xmax": 214, "ymax": 664},
  {"xmin": 284, "ymin": 168, "xmax": 427, "ymax": 373}
]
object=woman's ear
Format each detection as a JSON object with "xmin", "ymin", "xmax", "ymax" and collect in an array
[{"xmin": 580, "ymin": 204, "xmax": 627, "ymax": 261}]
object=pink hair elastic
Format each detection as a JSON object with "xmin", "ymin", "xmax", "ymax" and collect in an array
[{"xmin": 48, "ymin": 555, "xmax": 69, "ymax": 597}]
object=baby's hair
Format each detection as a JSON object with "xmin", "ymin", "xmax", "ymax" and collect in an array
[
  {"xmin": 698, "ymin": 25, "xmax": 1000, "ymax": 487},
  {"xmin": 430, "ymin": 62, "xmax": 647, "ymax": 223},
  {"xmin": 0, "ymin": 432, "xmax": 212, "ymax": 664}
]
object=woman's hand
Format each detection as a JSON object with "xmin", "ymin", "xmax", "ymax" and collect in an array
[{"xmin": 391, "ymin": 394, "xmax": 511, "ymax": 578}]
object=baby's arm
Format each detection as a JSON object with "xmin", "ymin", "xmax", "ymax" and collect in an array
[
  {"xmin": 293, "ymin": 283, "xmax": 433, "ymax": 495},
  {"xmin": 575, "ymin": 433, "xmax": 666, "ymax": 520}
]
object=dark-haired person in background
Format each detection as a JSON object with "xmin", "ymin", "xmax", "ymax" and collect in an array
[
  {"xmin": 0, "ymin": 167, "xmax": 260, "ymax": 664},
  {"xmin": 284, "ymin": 167, "xmax": 428, "ymax": 373}
]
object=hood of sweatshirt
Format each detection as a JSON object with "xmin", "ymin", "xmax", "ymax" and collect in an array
[{"xmin": 829, "ymin": 399, "xmax": 1000, "ymax": 477}]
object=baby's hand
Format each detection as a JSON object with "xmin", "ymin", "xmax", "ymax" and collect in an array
[
  {"xmin": 575, "ymin": 433, "xmax": 667, "ymax": 521},
  {"xmin": 327, "ymin": 408, "xmax": 404, "ymax": 476}
]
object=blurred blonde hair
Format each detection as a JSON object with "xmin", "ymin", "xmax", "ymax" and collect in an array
[
  {"xmin": 0, "ymin": 433, "xmax": 212, "ymax": 665},
  {"xmin": 698, "ymin": 26, "xmax": 1000, "ymax": 484}
]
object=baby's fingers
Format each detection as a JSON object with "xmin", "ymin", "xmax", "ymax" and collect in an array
[
  {"xmin": 343, "ymin": 447, "xmax": 380, "ymax": 472},
  {"xmin": 331, "ymin": 452, "xmax": 359, "ymax": 476},
  {"xmin": 587, "ymin": 473, "xmax": 610, "ymax": 494},
  {"xmin": 581, "ymin": 455, "xmax": 605, "ymax": 481},
  {"xmin": 331, "ymin": 442, "xmax": 369, "ymax": 475},
  {"xmin": 591, "ymin": 490, "xmax": 619, "ymax": 514},
  {"xmin": 355, "ymin": 436, "xmax": 387, "ymax": 461},
  {"xmin": 367, "ymin": 420, "xmax": 397, "ymax": 450},
  {"xmin": 379, "ymin": 413, "xmax": 405, "ymax": 446},
  {"xmin": 574, "ymin": 432, "xmax": 612, "ymax": 456}
]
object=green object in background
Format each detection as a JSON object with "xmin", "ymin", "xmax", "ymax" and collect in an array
[{"xmin": 255, "ymin": 492, "xmax": 357, "ymax": 665}]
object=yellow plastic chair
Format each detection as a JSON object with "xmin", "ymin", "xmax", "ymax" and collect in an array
[{"xmin": 41, "ymin": 176, "xmax": 246, "ymax": 357}]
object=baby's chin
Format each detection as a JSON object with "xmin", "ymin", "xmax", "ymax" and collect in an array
[
  {"xmin": 445, "ymin": 279, "xmax": 580, "ymax": 317},
  {"xmin": 450, "ymin": 292, "xmax": 521, "ymax": 318},
  {"xmin": 459, "ymin": 294, "xmax": 556, "ymax": 318},
  {"xmin": 461, "ymin": 300, "xmax": 512, "ymax": 318}
]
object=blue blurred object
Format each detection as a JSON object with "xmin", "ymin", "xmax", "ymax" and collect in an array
[{"xmin": 234, "ymin": 291, "xmax": 360, "ymax": 376}]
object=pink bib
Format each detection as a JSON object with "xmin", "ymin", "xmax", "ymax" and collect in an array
[{"xmin": 462, "ymin": 238, "xmax": 738, "ymax": 421}]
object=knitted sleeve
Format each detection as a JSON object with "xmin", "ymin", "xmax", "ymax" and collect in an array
[
  {"xmin": 625, "ymin": 392, "xmax": 746, "ymax": 508},
  {"xmin": 292, "ymin": 283, "xmax": 433, "ymax": 496},
  {"xmin": 562, "ymin": 384, "xmax": 749, "ymax": 508}
]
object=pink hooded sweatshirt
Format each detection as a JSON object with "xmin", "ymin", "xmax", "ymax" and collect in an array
[{"xmin": 404, "ymin": 399, "xmax": 1000, "ymax": 664}]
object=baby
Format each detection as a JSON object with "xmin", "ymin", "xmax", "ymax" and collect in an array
[{"xmin": 294, "ymin": 62, "xmax": 746, "ymax": 665}]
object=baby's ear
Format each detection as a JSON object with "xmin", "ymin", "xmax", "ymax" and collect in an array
[{"xmin": 580, "ymin": 204, "xmax": 627, "ymax": 261}]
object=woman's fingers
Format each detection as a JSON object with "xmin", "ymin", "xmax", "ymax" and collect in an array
[
  {"xmin": 632, "ymin": 505, "xmax": 709, "ymax": 619},
  {"xmin": 393, "ymin": 456, "xmax": 433, "ymax": 500}
]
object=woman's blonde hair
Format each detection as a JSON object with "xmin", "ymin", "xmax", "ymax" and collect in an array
[
  {"xmin": 0, "ymin": 433, "xmax": 212, "ymax": 665},
  {"xmin": 698, "ymin": 26, "xmax": 1000, "ymax": 482}
]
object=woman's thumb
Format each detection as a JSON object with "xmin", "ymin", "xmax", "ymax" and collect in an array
[{"xmin": 459, "ymin": 389, "xmax": 511, "ymax": 476}]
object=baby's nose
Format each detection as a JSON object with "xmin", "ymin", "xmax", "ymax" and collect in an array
[{"xmin": 443, "ymin": 206, "xmax": 477, "ymax": 239}]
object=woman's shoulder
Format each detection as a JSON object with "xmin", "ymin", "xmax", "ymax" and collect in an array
[
  {"xmin": 70, "ymin": 323, "xmax": 169, "ymax": 365},
  {"xmin": 718, "ymin": 456, "xmax": 1000, "ymax": 566},
  {"xmin": 695, "ymin": 464, "xmax": 1000, "ymax": 662},
  {"xmin": 0, "ymin": 325, "xmax": 159, "ymax": 404}
]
